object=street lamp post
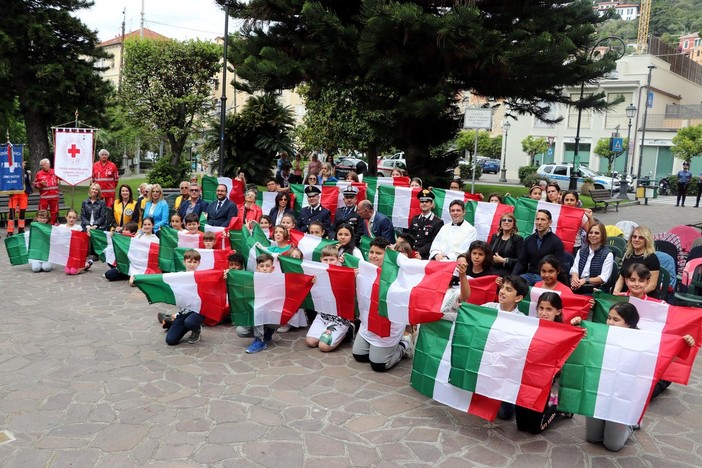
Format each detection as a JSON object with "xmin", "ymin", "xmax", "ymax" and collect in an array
[
  {"xmin": 636, "ymin": 65, "xmax": 656, "ymax": 181},
  {"xmin": 218, "ymin": 2, "xmax": 231, "ymax": 177},
  {"xmin": 500, "ymin": 121, "xmax": 510, "ymax": 182},
  {"xmin": 618, "ymin": 103, "xmax": 637, "ymax": 199},
  {"xmin": 569, "ymin": 36, "xmax": 626, "ymax": 190}
]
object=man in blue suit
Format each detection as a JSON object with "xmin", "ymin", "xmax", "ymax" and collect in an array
[
  {"xmin": 177, "ymin": 183, "xmax": 208, "ymax": 220},
  {"xmin": 357, "ymin": 200, "xmax": 395, "ymax": 243},
  {"xmin": 205, "ymin": 184, "xmax": 238, "ymax": 227}
]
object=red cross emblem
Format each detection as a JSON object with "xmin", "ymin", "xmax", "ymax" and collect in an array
[{"xmin": 67, "ymin": 144, "xmax": 81, "ymax": 158}]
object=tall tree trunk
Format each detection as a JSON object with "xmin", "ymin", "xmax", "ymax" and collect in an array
[
  {"xmin": 167, "ymin": 132, "xmax": 185, "ymax": 166},
  {"xmin": 366, "ymin": 141, "xmax": 378, "ymax": 176},
  {"xmin": 22, "ymin": 106, "xmax": 51, "ymax": 173}
]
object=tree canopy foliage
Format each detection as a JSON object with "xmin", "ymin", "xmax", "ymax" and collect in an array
[
  {"xmin": 593, "ymin": 137, "xmax": 629, "ymax": 172},
  {"xmin": 121, "ymin": 38, "xmax": 221, "ymax": 166},
  {"xmin": 225, "ymin": 0, "xmax": 616, "ymax": 179},
  {"xmin": 0, "ymin": 0, "xmax": 112, "ymax": 171},
  {"xmin": 521, "ymin": 135, "xmax": 549, "ymax": 166},
  {"xmin": 454, "ymin": 130, "xmax": 502, "ymax": 162},
  {"xmin": 672, "ymin": 124, "xmax": 702, "ymax": 163}
]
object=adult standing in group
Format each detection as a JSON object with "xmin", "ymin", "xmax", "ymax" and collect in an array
[
  {"xmin": 33, "ymin": 158, "xmax": 60, "ymax": 225},
  {"xmin": 307, "ymin": 153, "xmax": 322, "ymax": 181},
  {"xmin": 320, "ymin": 163, "xmax": 337, "ymax": 184},
  {"xmin": 512, "ymin": 209, "xmax": 564, "ymax": 285},
  {"xmin": 275, "ymin": 163, "xmax": 293, "ymax": 190},
  {"xmin": 174, "ymin": 180, "xmax": 191, "ymax": 212},
  {"xmin": 7, "ymin": 160, "xmax": 32, "ymax": 236},
  {"xmin": 80, "ymin": 183, "xmax": 107, "ymax": 232},
  {"xmin": 177, "ymin": 183, "xmax": 208, "ymax": 220},
  {"xmin": 676, "ymin": 161, "xmax": 692, "ymax": 207},
  {"xmin": 291, "ymin": 153, "xmax": 305, "ymax": 184},
  {"xmin": 205, "ymin": 184, "xmax": 238, "ymax": 227},
  {"xmin": 612, "ymin": 225, "xmax": 661, "ymax": 298},
  {"xmin": 407, "ymin": 189, "xmax": 444, "ymax": 260},
  {"xmin": 92, "ymin": 149, "xmax": 119, "ymax": 208},
  {"xmin": 489, "ymin": 212, "xmax": 524, "ymax": 274},
  {"xmin": 269, "ymin": 192, "xmax": 295, "ymax": 227},
  {"xmin": 276, "ymin": 151, "xmax": 290, "ymax": 177},
  {"xmin": 357, "ymin": 200, "xmax": 395, "ymax": 243},
  {"xmin": 112, "ymin": 184, "xmax": 139, "ymax": 233},
  {"xmin": 298, "ymin": 185, "xmax": 332, "ymax": 234},
  {"xmin": 332, "ymin": 186, "xmax": 362, "ymax": 240},
  {"xmin": 238, "ymin": 189, "xmax": 262, "ymax": 226},
  {"xmin": 144, "ymin": 184, "xmax": 170, "ymax": 233},
  {"xmin": 429, "ymin": 200, "xmax": 475, "ymax": 261}
]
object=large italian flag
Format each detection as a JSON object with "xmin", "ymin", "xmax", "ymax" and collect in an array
[
  {"xmin": 89, "ymin": 229, "xmax": 115, "ymax": 265},
  {"xmin": 449, "ymin": 303, "xmax": 584, "ymax": 412},
  {"xmin": 289, "ymin": 229, "xmax": 338, "ymax": 262},
  {"xmin": 363, "ymin": 176, "xmax": 410, "ymax": 207},
  {"xmin": 344, "ymin": 255, "xmax": 392, "ymax": 337},
  {"xmin": 240, "ymin": 223, "xmax": 272, "ymax": 271},
  {"xmin": 559, "ymin": 320, "xmax": 688, "ymax": 425},
  {"xmin": 28, "ymin": 223, "xmax": 89, "ymax": 269},
  {"xmin": 133, "ymin": 270, "xmax": 229, "ymax": 324},
  {"xmin": 592, "ymin": 291, "xmax": 702, "ymax": 384},
  {"xmin": 202, "ymin": 175, "xmax": 245, "ymax": 205},
  {"xmin": 430, "ymin": 188, "xmax": 479, "ymax": 225},
  {"xmin": 376, "ymin": 185, "xmax": 421, "ymax": 229},
  {"xmin": 4, "ymin": 232, "xmax": 30, "ymax": 266},
  {"xmin": 112, "ymin": 235, "xmax": 160, "ymax": 275},
  {"xmin": 518, "ymin": 286, "xmax": 591, "ymax": 322},
  {"xmin": 513, "ymin": 198, "xmax": 585, "ymax": 253},
  {"xmin": 278, "ymin": 255, "xmax": 356, "ymax": 321},
  {"xmin": 227, "ymin": 269, "xmax": 314, "ymax": 326},
  {"xmin": 159, "ymin": 227, "xmax": 228, "ymax": 272},
  {"xmin": 411, "ymin": 320, "xmax": 502, "ymax": 421},
  {"xmin": 255, "ymin": 191, "xmax": 296, "ymax": 216},
  {"xmin": 464, "ymin": 202, "xmax": 515, "ymax": 242},
  {"xmin": 378, "ymin": 249, "xmax": 457, "ymax": 324},
  {"xmin": 463, "ymin": 275, "xmax": 499, "ymax": 306},
  {"xmin": 173, "ymin": 248, "xmax": 234, "ymax": 272}
]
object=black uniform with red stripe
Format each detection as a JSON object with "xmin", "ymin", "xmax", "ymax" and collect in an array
[{"xmin": 407, "ymin": 212, "xmax": 444, "ymax": 260}]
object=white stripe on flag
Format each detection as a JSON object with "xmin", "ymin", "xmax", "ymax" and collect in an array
[
  {"xmin": 593, "ymin": 326, "xmax": 662, "ymax": 423},
  {"xmin": 197, "ymin": 249, "xmax": 216, "ymax": 271},
  {"xmin": 178, "ymin": 232, "xmax": 200, "ymax": 249},
  {"xmin": 253, "ymin": 272, "xmax": 286, "ymax": 325},
  {"xmin": 296, "ymin": 234, "xmax": 322, "ymax": 258},
  {"xmin": 385, "ymin": 255, "xmax": 426, "ymax": 323},
  {"xmin": 356, "ymin": 260, "xmax": 377, "ymax": 323},
  {"xmin": 441, "ymin": 190, "xmax": 465, "ymax": 224},
  {"xmin": 393, "ymin": 187, "xmax": 413, "ymax": 229},
  {"xmin": 300, "ymin": 261, "xmax": 338, "ymax": 316},
  {"xmin": 629, "ymin": 297, "xmax": 667, "ymax": 333},
  {"xmin": 48, "ymin": 226, "xmax": 73, "ymax": 265},
  {"xmin": 433, "ymin": 322, "xmax": 475, "ymax": 411},
  {"xmin": 218, "ymin": 177, "xmax": 233, "ymax": 196},
  {"xmin": 260, "ymin": 192, "xmax": 277, "ymax": 215},
  {"xmin": 127, "ymin": 238, "xmax": 156, "ymax": 275},
  {"xmin": 527, "ymin": 287, "xmax": 561, "ymax": 317},
  {"xmin": 537, "ymin": 201, "xmax": 562, "ymax": 235},
  {"xmin": 163, "ymin": 272, "xmax": 202, "ymax": 312},
  {"xmin": 475, "ymin": 312, "xmax": 539, "ymax": 402},
  {"xmin": 474, "ymin": 202, "xmax": 498, "ymax": 242}
]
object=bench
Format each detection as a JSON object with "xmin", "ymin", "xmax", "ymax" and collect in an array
[
  {"xmin": 589, "ymin": 189, "xmax": 621, "ymax": 213},
  {"xmin": 0, "ymin": 192, "xmax": 71, "ymax": 226}
]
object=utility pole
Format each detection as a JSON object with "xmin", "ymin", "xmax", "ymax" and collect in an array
[
  {"xmin": 140, "ymin": 0, "xmax": 145, "ymax": 38},
  {"xmin": 118, "ymin": 9, "xmax": 125, "ymax": 94}
]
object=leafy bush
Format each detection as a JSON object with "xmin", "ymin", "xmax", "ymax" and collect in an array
[
  {"xmin": 147, "ymin": 157, "xmax": 190, "ymax": 188},
  {"xmin": 522, "ymin": 173, "xmax": 545, "ymax": 187},
  {"xmin": 518, "ymin": 165, "xmax": 538, "ymax": 183},
  {"xmin": 665, "ymin": 174, "xmax": 698, "ymax": 195},
  {"xmin": 459, "ymin": 163, "xmax": 482, "ymax": 181}
]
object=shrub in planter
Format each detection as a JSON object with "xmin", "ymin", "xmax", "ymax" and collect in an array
[
  {"xmin": 459, "ymin": 163, "xmax": 482, "ymax": 181},
  {"xmin": 518, "ymin": 165, "xmax": 538, "ymax": 184},
  {"xmin": 522, "ymin": 173, "xmax": 545, "ymax": 187}
]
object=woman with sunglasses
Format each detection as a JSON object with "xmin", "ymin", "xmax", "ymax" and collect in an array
[
  {"xmin": 613, "ymin": 225, "xmax": 661, "ymax": 298},
  {"xmin": 489, "ymin": 212, "xmax": 523, "ymax": 274},
  {"xmin": 269, "ymin": 191, "xmax": 295, "ymax": 226}
]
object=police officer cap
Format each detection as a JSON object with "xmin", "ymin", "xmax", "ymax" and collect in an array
[
  {"xmin": 304, "ymin": 185, "xmax": 321, "ymax": 196},
  {"xmin": 417, "ymin": 189, "xmax": 435, "ymax": 202},
  {"xmin": 342, "ymin": 185, "xmax": 359, "ymax": 196}
]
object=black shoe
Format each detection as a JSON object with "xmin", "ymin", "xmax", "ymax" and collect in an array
[
  {"xmin": 263, "ymin": 327, "xmax": 274, "ymax": 343},
  {"xmin": 157, "ymin": 312, "xmax": 174, "ymax": 330},
  {"xmin": 188, "ymin": 329, "xmax": 201, "ymax": 344},
  {"xmin": 344, "ymin": 323, "xmax": 356, "ymax": 343}
]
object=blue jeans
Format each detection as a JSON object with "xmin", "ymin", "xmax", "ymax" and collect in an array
[
  {"xmin": 166, "ymin": 311, "xmax": 204, "ymax": 346},
  {"xmin": 520, "ymin": 273, "xmax": 542, "ymax": 286}
]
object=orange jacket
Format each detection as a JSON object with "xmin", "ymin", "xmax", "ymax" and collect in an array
[
  {"xmin": 92, "ymin": 161, "xmax": 119, "ymax": 197},
  {"xmin": 33, "ymin": 169, "xmax": 59, "ymax": 199}
]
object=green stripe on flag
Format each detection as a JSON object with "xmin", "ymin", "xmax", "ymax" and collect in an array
[
  {"xmin": 411, "ymin": 319, "xmax": 453, "ymax": 398},
  {"xmin": 376, "ymin": 185, "xmax": 396, "ymax": 223},
  {"xmin": 277, "ymin": 255, "xmax": 314, "ymax": 310},
  {"xmin": 592, "ymin": 290, "xmax": 628, "ymax": 324},
  {"xmin": 558, "ymin": 321, "xmax": 609, "ymax": 417},
  {"xmin": 158, "ymin": 226, "xmax": 179, "ymax": 272},
  {"xmin": 90, "ymin": 229, "xmax": 110, "ymax": 262},
  {"xmin": 514, "ymin": 197, "xmax": 538, "ymax": 236},
  {"xmin": 503, "ymin": 195, "xmax": 519, "ymax": 206},
  {"xmin": 378, "ymin": 249, "xmax": 401, "ymax": 318},
  {"xmin": 133, "ymin": 274, "xmax": 177, "ymax": 305},
  {"xmin": 5, "ymin": 233, "xmax": 29, "ymax": 265},
  {"xmin": 112, "ymin": 234, "xmax": 133, "ymax": 275},
  {"xmin": 28, "ymin": 222, "xmax": 51, "ymax": 262},
  {"xmin": 227, "ymin": 269, "xmax": 255, "ymax": 327},
  {"xmin": 290, "ymin": 184, "xmax": 305, "ymax": 212},
  {"xmin": 201, "ymin": 175, "xmax": 219, "ymax": 202},
  {"xmin": 448, "ymin": 303, "xmax": 500, "ymax": 392}
]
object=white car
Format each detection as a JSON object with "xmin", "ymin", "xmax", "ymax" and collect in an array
[
  {"xmin": 377, "ymin": 158, "xmax": 407, "ymax": 176},
  {"xmin": 537, "ymin": 164, "xmax": 620, "ymax": 191}
]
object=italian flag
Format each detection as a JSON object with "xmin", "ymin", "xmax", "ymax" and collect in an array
[
  {"xmin": 256, "ymin": 191, "xmax": 297, "ymax": 215},
  {"xmin": 363, "ymin": 176, "xmax": 410, "ymax": 207},
  {"xmin": 592, "ymin": 291, "xmax": 702, "ymax": 384},
  {"xmin": 28, "ymin": 223, "xmax": 89, "ymax": 269},
  {"xmin": 89, "ymin": 229, "xmax": 115, "ymax": 265},
  {"xmin": 289, "ymin": 229, "xmax": 338, "ymax": 262},
  {"xmin": 464, "ymin": 275, "xmax": 499, "ymax": 306},
  {"xmin": 202, "ymin": 175, "xmax": 245, "ymax": 205},
  {"xmin": 203, "ymin": 224, "xmax": 234, "ymax": 249},
  {"xmin": 376, "ymin": 185, "xmax": 421, "ymax": 229},
  {"xmin": 239, "ymin": 223, "xmax": 272, "ymax": 271},
  {"xmin": 5, "ymin": 231, "xmax": 30, "ymax": 266},
  {"xmin": 173, "ymin": 248, "xmax": 234, "ymax": 272},
  {"xmin": 513, "ymin": 198, "xmax": 585, "ymax": 253},
  {"xmin": 112, "ymin": 235, "xmax": 160, "ymax": 275},
  {"xmin": 158, "ymin": 227, "xmax": 228, "ymax": 272},
  {"xmin": 358, "ymin": 235, "xmax": 372, "ymax": 261},
  {"xmin": 344, "ymin": 255, "xmax": 391, "ymax": 337},
  {"xmin": 431, "ymin": 188, "xmax": 479, "ymax": 225},
  {"xmin": 227, "ymin": 269, "xmax": 314, "ymax": 327},
  {"xmin": 449, "ymin": 303, "xmax": 584, "ymax": 412},
  {"xmin": 133, "ymin": 270, "xmax": 229, "ymax": 324},
  {"xmin": 464, "ymin": 202, "xmax": 515, "ymax": 242},
  {"xmin": 558, "ymin": 320, "xmax": 688, "ymax": 425},
  {"xmin": 378, "ymin": 249, "xmax": 457, "ymax": 324},
  {"xmin": 278, "ymin": 255, "xmax": 356, "ymax": 321},
  {"xmin": 411, "ymin": 320, "xmax": 502, "ymax": 421},
  {"xmin": 518, "ymin": 286, "xmax": 591, "ymax": 322}
]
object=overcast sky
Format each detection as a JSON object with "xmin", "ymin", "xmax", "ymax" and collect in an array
[{"xmin": 76, "ymin": 0, "xmax": 237, "ymax": 42}]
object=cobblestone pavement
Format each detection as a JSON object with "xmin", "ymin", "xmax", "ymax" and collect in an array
[{"xmin": 1, "ymin": 210, "xmax": 702, "ymax": 467}]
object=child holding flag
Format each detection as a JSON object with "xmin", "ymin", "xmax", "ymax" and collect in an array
[
  {"xmin": 245, "ymin": 253, "xmax": 280, "ymax": 354},
  {"xmin": 162, "ymin": 249, "xmax": 205, "ymax": 345},
  {"xmin": 30, "ymin": 210, "xmax": 52, "ymax": 273}
]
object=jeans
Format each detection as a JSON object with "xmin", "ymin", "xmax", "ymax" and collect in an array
[
  {"xmin": 165, "ymin": 311, "xmax": 204, "ymax": 346},
  {"xmin": 520, "ymin": 272, "xmax": 542, "ymax": 286}
]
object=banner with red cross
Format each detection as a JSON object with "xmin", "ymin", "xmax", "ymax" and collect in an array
[{"xmin": 53, "ymin": 128, "xmax": 96, "ymax": 186}]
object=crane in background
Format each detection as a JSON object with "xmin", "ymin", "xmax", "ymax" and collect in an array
[{"xmin": 637, "ymin": 0, "xmax": 652, "ymax": 53}]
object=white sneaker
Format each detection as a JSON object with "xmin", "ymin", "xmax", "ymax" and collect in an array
[
  {"xmin": 277, "ymin": 325, "xmax": 291, "ymax": 333},
  {"xmin": 401, "ymin": 333, "xmax": 415, "ymax": 359}
]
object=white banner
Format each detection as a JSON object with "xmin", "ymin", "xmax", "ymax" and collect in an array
[{"xmin": 54, "ymin": 128, "xmax": 95, "ymax": 186}]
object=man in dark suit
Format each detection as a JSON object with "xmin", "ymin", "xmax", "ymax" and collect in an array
[
  {"xmin": 332, "ymin": 185, "xmax": 362, "ymax": 239},
  {"xmin": 205, "ymin": 184, "xmax": 238, "ymax": 227},
  {"xmin": 357, "ymin": 200, "xmax": 395, "ymax": 243},
  {"xmin": 177, "ymin": 183, "xmax": 208, "ymax": 220},
  {"xmin": 407, "ymin": 189, "xmax": 444, "ymax": 259},
  {"xmin": 298, "ymin": 185, "xmax": 332, "ymax": 234}
]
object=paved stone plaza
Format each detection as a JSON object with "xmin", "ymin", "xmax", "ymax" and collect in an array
[{"xmin": 1, "ymin": 201, "xmax": 702, "ymax": 467}]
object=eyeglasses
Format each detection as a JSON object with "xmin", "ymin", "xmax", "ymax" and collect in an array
[
  {"xmin": 631, "ymin": 234, "xmax": 644, "ymax": 240},
  {"xmin": 501, "ymin": 218, "xmax": 514, "ymax": 223},
  {"xmin": 190, "ymin": 189, "xmax": 199, "ymax": 192}
]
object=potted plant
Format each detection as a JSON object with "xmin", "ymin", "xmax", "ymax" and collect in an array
[{"xmin": 581, "ymin": 176, "xmax": 595, "ymax": 195}]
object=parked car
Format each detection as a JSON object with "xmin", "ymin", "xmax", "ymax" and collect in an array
[
  {"xmin": 480, "ymin": 158, "xmax": 501, "ymax": 174},
  {"xmin": 537, "ymin": 164, "xmax": 620, "ymax": 191},
  {"xmin": 377, "ymin": 158, "xmax": 407, "ymax": 177},
  {"xmin": 334, "ymin": 157, "xmax": 368, "ymax": 179}
]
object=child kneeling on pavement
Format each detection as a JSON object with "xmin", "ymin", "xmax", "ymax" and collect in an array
[{"xmin": 158, "ymin": 249, "xmax": 204, "ymax": 345}]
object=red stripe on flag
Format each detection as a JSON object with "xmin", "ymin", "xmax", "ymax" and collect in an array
[
  {"xmin": 67, "ymin": 231, "xmax": 90, "ymax": 269},
  {"xmin": 6, "ymin": 142, "xmax": 12, "ymax": 167},
  {"xmin": 368, "ymin": 271, "xmax": 391, "ymax": 337},
  {"xmin": 468, "ymin": 393, "xmax": 503, "ymax": 421},
  {"xmin": 393, "ymin": 177, "xmax": 410, "ymax": 187},
  {"xmin": 464, "ymin": 193, "xmax": 481, "ymax": 202},
  {"xmin": 660, "ymin": 305, "xmax": 702, "ymax": 384},
  {"xmin": 408, "ymin": 188, "xmax": 422, "ymax": 224},
  {"xmin": 466, "ymin": 275, "xmax": 499, "ymax": 306},
  {"xmin": 328, "ymin": 264, "xmax": 357, "ymax": 321},
  {"xmin": 146, "ymin": 243, "xmax": 161, "ymax": 274},
  {"xmin": 488, "ymin": 205, "xmax": 515, "ymax": 240},
  {"xmin": 228, "ymin": 216, "xmax": 243, "ymax": 230},
  {"xmin": 229, "ymin": 179, "xmax": 245, "ymax": 206},
  {"xmin": 515, "ymin": 321, "xmax": 585, "ymax": 412},
  {"xmin": 194, "ymin": 270, "xmax": 229, "ymax": 325},
  {"xmin": 322, "ymin": 186, "xmax": 339, "ymax": 221},
  {"xmin": 555, "ymin": 205, "xmax": 585, "ymax": 253},
  {"xmin": 281, "ymin": 273, "xmax": 315, "ymax": 325},
  {"xmin": 408, "ymin": 260, "xmax": 457, "ymax": 324}
]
